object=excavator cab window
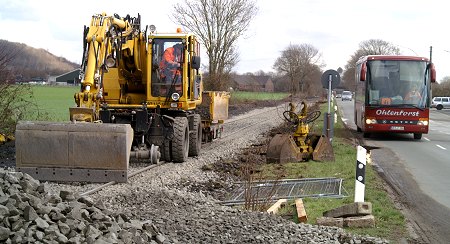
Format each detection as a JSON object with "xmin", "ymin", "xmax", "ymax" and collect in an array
[{"xmin": 151, "ymin": 38, "xmax": 184, "ymax": 98}]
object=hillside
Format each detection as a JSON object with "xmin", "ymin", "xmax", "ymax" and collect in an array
[{"xmin": 0, "ymin": 39, "xmax": 79, "ymax": 81}]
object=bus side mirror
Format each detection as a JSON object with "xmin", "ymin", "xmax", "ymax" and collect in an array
[
  {"xmin": 360, "ymin": 62, "xmax": 367, "ymax": 81},
  {"xmin": 429, "ymin": 63, "xmax": 436, "ymax": 83},
  {"xmin": 192, "ymin": 56, "xmax": 201, "ymax": 70}
]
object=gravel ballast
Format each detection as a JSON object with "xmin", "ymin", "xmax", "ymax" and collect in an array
[{"xmin": 1, "ymin": 104, "xmax": 389, "ymax": 243}]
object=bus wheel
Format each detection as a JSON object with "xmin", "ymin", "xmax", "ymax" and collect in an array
[
  {"xmin": 413, "ymin": 133, "xmax": 422, "ymax": 140},
  {"xmin": 363, "ymin": 132, "xmax": 370, "ymax": 138}
]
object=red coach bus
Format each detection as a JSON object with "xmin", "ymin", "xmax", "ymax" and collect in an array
[{"xmin": 354, "ymin": 55, "xmax": 436, "ymax": 140}]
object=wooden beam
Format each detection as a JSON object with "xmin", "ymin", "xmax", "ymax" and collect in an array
[
  {"xmin": 295, "ymin": 198, "xmax": 308, "ymax": 223},
  {"xmin": 266, "ymin": 199, "xmax": 287, "ymax": 214}
]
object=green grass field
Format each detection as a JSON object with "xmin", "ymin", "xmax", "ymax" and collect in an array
[
  {"xmin": 28, "ymin": 85, "xmax": 79, "ymax": 121},
  {"xmin": 256, "ymin": 99, "xmax": 407, "ymax": 242},
  {"xmin": 28, "ymin": 89, "xmax": 289, "ymax": 121},
  {"xmin": 230, "ymin": 91, "xmax": 289, "ymax": 101}
]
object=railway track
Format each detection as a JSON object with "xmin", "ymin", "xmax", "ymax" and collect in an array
[
  {"xmin": 76, "ymin": 104, "xmax": 287, "ymax": 197},
  {"xmin": 80, "ymin": 161, "xmax": 167, "ymax": 196},
  {"xmin": 0, "ymin": 103, "xmax": 291, "ymax": 200}
]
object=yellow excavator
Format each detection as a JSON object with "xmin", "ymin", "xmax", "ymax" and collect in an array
[
  {"xmin": 15, "ymin": 13, "xmax": 229, "ymax": 182},
  {"xmin": 266, "ymin": 101, "xmax": 334, "ymax": 163}
]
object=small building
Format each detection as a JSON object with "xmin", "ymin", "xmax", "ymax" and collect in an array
[
  {"xmin": 231, "ymin": 74, "xmax": 274, "ymax": 92},
  {"xmin": 55, "ymin": 69, "xmax": 81, "ymax": 85},
  {"xmin": 254, "ymin": 75, "xmax": 274, "ymax": 92}
]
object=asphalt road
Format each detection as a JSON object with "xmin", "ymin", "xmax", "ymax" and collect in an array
[{"xmin": 336, "ymin": 99, "xmax": 450, "ymax": 243}]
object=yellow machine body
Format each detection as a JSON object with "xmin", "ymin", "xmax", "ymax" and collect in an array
[{"xmin": 15, "ymin": 13, "xmax": 229, "ymax": 182}]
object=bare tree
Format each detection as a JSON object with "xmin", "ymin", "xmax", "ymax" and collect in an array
[
  {"xmin": 342, "ymin": 39, "xmax": 400, "ymax": 89},
  {"xmin": 0, "ymin": 42, "xmax": 44, "ymax": 136},
  {"xmin": 172, "ymin": 0, "xmax": 258, "ymax": 90},
  {"xmin": 273, "ymin": 43, "xmax": 324, "ymax": 94},
  {"xmin": 432, "ymin": 77, "xmax": 450, "ymax": 96}
]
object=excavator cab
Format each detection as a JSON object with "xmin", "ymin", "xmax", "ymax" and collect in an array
[{"xmin": 151, "ymin": 39, "xmax": 184, "ymax": 97}]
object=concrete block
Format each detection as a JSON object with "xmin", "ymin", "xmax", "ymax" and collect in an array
[
  {"xmin": 316, "ymin": 217, "xmax": 344, "ymax": 228},
  {"xmin": 344, "ymin": 214, "xmax": 375, "ymax": 228},
  {"xmin": 323, "ymin": 202, "xmax": 372, "ymax": 218}
]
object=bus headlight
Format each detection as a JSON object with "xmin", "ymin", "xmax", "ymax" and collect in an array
[
  {"xmin": 418, "ymin": 119, "xmax": 428, "ymax": 126},
  {"xmin": 171, "ymin": 92, "xmax": 180, "ymax": 101},
  {"xmin": 365, "ymin": 118, "xmax": 377, "ymax": 124}
]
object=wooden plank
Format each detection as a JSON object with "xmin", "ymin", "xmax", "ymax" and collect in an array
[
  {"xmin": 295, "ymin": 198, "xmax": 308, "ymax": 223},
  {"xmin": 266, "ymin": 199, "xmax": 287, "ymax": 214}
]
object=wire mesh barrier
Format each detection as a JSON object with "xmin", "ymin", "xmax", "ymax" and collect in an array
[{"xmin": 221, "ymin": 177, "xmax": 347, "ymax": 206}]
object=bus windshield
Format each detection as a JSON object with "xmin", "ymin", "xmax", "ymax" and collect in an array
[{"xmin": 367, "ymin": 60, "xmax": 428, "ymax": 107}]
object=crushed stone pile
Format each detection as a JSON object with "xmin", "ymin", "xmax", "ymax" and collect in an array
[{"xmin": 0, "ymin": 168, "xmax": 170, "ymax": 244}]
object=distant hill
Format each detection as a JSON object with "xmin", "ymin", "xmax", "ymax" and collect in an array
[{"xmin": 0, "ymin": 39, "xmax": 79, "ymax": 82}]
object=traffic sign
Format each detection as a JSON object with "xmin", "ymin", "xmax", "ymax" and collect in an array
[{"xmin": 321, "ymin": 69, "xmax": 340, "ymax": 89}]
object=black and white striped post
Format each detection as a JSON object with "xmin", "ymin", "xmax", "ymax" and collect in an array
[{"xmin": 354, "ymin": 145, "xmax": 366, "ymax": 202}]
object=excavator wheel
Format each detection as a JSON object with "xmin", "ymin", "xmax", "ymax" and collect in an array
[
  {"xmin": 172, "ymin": 117, "xmax": 189, "ymax": 163},
  {"xmin": 162, "ymin": 140, "xmax": 172, "ymax": 162},
  {"xmin": 189, "ymin": 114, "xmax": 202, "ymax": 156}
]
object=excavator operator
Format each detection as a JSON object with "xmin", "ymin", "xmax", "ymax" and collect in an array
[{"xmin": 159, "ymin": 43, "xmax": 183, "ymax": 93}]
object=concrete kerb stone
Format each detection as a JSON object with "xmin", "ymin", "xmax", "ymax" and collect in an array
[{"xmin": 323, "ymin": 202, "xmax": 372, "ymax": 218}]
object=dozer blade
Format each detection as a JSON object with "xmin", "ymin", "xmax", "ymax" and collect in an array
[
  {"xmin": 266, "ymin": 134, "xmax": 303, "ymax": 163},
  {"xmin": 15, "ymin": 121, "xmax": 133, "ymax": 183},
  {"xmin": 311, "ymin": 134, "xmax": 335, "ymax": 162}
]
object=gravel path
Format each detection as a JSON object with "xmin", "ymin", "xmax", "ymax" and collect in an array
[{"xmin": 1, "ymin": 103, "xmax": 389, "ymax": 243}]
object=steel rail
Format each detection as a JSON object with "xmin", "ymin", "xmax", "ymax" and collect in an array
[{"xmin": 80, "ymin": 161, "xmax": 166, "ymax": 196}]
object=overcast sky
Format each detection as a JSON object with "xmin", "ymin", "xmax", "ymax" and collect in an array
[{"xmin": 1, "ymin": 0, "xmax": 449, "ymax": 81}]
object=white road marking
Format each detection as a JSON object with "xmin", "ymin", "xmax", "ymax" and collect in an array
[
  {"xmin": 423, "ymin": 137, "xmax": 430, "ymax": 141},
  {"xmin": 436, "ymin": 144, "xmax": 447, "ymax": 150}
]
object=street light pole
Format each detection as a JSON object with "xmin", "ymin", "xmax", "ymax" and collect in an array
[{"xmin": 430, "ymin": 46, "xmax": 433, "ymax": 62}]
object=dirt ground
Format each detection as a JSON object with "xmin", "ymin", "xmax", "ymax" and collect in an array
[
  {"xmin": 0, "ymin": 99, "xmax": 282, "ymax": 168},
  {"xmin": 5, "ymin": 98, "xmax": 441, "ymax": 243}
]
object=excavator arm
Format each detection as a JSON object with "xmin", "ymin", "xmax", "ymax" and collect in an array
[{"xmin": 71, "ymin": 13, "xmax": 139, "ymax": 122}]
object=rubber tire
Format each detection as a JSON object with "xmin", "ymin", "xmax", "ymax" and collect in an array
[
  {"xmin": 189, "ymin": 114, "xmax": 202, "ymax": 156},
  {"xmin": 437, "ymin": 104, "xmax": 443, "ymax": 110},
  {"xmin": 413, "ymin": 133, "xmax": 422, "ymax": 140},
  {"xmin": 172, "ymin": 117, "xmax": 189, "ymax": 163},
  {"xmin": 162, "ymin": 141, "xmax": 172, "ymax": 162},
  {"xmin": 363, "ymin": 132, "xmax": 370, "ymax": 138}
]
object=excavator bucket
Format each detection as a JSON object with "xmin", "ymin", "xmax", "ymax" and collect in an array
[
  {"xmin": 266, "ymin": 134, "xmax": 303, "ymax": 163},
  {"xmin": 310, "ymin": 134, "xmax": 335, "ymax": 161},
  {"xmin": 15, "ymin": 121, "xmax": 133, "ymax": 183}
]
